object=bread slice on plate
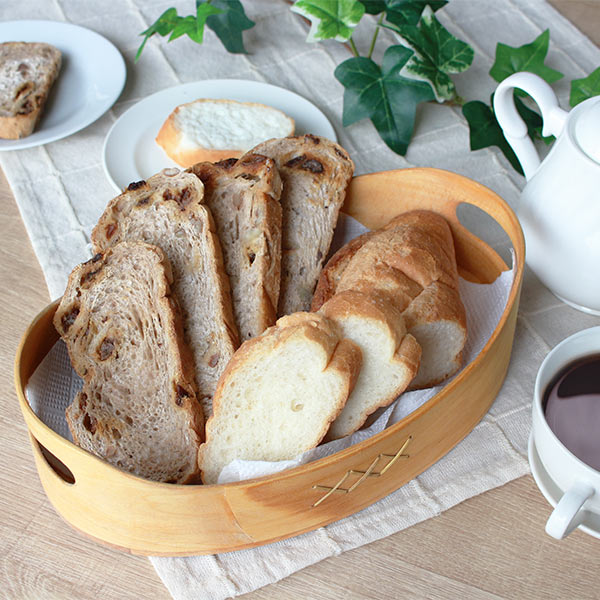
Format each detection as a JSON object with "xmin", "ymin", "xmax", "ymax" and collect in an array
[
  {"xmin": 198, "ymin": 312, "xmax": 362, "ymax": 484},
  {"xmin": 312, "ymin": 210, "xmax": 466, "ymax": 390},
  {"xmin": 54, "ymin": 242, "xmax": 204, "ymax": 484},
  {"xmin": 156, "ymin": 99, "xmax": 295, "ymax": 167},
  {"xmin": 319, "ymin": 291, "xmax": 421, "ymax": 440},
  {"xmin": 189, "ymin": 153, "xmax": 283, "ymax": 340},
  {"xmin": 92, "ymin": 170, "xmax": 238, "ymax": 418},
  {"xmin": 0, "ymin": 42, "xmax": 61, "ymax": 139},
  {"xmin": 247, "ymin": 134, "xmax": 355, "ymax": 317}
]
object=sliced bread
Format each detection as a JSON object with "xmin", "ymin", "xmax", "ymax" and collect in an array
[
  {"xmin": 312, "ymin": 210, "xmax": 466, "ymax": 389},
  {"xmin": 91, "ymin": 170, "xmax": 238, "ymax": 418},
  {"xmin": 198, "ymin": 312, "xmax": 362, "ymax": 484},
  {"xmin": 156, "ymin": 99, "xmax": 295, "ymax": 167},
  {"xmin": 247, "ymin": 134, "xmax": 355, "ymax": 317},
  {"xmin": 0, "ymin": 42, "xmax": 61, "ymax": 139},
  {"xmin": 188, "ymin": 153, "xmax": 283, "ymax": 340},
  {"xmin": 319, "ymin": 291, "xmax": 421, "ymax": 439},
  {"xmin": 53, "ymin": 242, "xmax": 204, "ymax": 483}
]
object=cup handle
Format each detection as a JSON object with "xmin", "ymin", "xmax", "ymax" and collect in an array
[
  {"xmin": 493, "ymin": 72, "xmax": 569, "ymax": 180},
  {"xmin": 545, "ymin": 480, "xmax": 595, "ymax": 539}
]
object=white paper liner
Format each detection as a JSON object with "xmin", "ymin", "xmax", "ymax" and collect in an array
[{"xmin": 24, "ymin": 214, "xmax": 515, "ymax": 482}]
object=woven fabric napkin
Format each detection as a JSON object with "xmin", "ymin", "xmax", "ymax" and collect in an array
[{"xmin": 2, "ymin": 1, "xmax": 600, "ymax": 599}]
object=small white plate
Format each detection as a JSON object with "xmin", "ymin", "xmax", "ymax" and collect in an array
[
  {"xmin": 103, "ymin": 79, "xmax": 337, "ymax": 192},
  {"xmin": 0, "ymin": 20, "xmax": 126, "ymax": 150},
  {"xmin": 528, "ymin": 434, "xmax": 600, "ymax": 539}
]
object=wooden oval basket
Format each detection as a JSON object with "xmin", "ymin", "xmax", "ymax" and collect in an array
[{"xmin": 14, "ymin": 168, "xmax": 525, "ymax": 556}]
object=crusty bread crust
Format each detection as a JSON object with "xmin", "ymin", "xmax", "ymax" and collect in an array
[
  {"xmin": 156, "ymin": 99, "xmax": 295, "ymax": 168},
  {"xmin": 198, "ymin": 312, "xmax": 362, "ymax": 484},
  {"xmin": 320, "ymin": 290, "xmax": 421, "ymax": 439},
  {"xmin": 247, "ymin": 134, "xmax": 355, "ymax": 317},
  {"xmin": 54, "ymin": 242, "xmax": 204, "ymax": 483},
  {"xmin": 311, "ymin": 230, "xmax": 375, "ymax": 311},
  {"xmin": 312, "ymin": 210, "xmax": 466, "ymax": 390},
  {"xmin": 188, "ymin": 153, "xmax": 283, "ymax": 340},
  {"xmin": 0, "ymin": 42, "xmax": 61, "ymax": 139},
  {"xmin": 92, "ymin": 171, "xmax": 239, "ymax": 418}
]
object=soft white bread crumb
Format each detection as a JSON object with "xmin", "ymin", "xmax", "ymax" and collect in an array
[
  {"xmin": 319, "ymin": 291, "xmax": 421, "ymax": 439},
  {"xmin": 156, "ymin": 99, "xmax": 295, "ymax": 167},
  {"xmin": 198, "ymin": 312, "xmax": 362, "ymax": 484}
]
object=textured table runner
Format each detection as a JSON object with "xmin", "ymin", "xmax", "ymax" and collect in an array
[{"xmin": 2, "ymin": 1, "xmax": 600, "ymax": 599}]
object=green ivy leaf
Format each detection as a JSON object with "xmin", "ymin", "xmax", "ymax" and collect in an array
[
  {"xmin": 291, "ymin": 0, "xmax": 365, "ymax": 42},
  {"xmin": 489, "ymin": 29, "xmax": 563, "ymax": 86},
  {"xmin": 335, "ymin": 44, "xmax": 434, "ymax": 154},
  {"xmin": 570, "ymin": 66, "xmax": 600, "ymax": 107},
  {"xmin": 136, "ymin": 7, "xmax": 180, "ymax": 61},
  {"xmin": 136, "ymin": 4, "xmax": 223, "ymax": 59},
  {"xmin": 204, "ymin": 0, "xmax": 255, "ymax": 54},
  {"xmin": 168, "ymin": 16, "xmax": 198, "ymax": 42},
  {"xmin": 463, "ymin": 100, "xmax": 524, "ymax": 174},
  {"xmin": 381, "ymin": 0, "xmax": 448, "ymax": 26},
  {"xmin": 463, "ymin": 93, "xmax": 554, "ymax": 174},
  {"xmin": 385, "ymin": 6, "xmax": 473, "ymax": 102},
  {"xmin": 360, "ymin": 0, "xmax": 386, "ymax": 14}
]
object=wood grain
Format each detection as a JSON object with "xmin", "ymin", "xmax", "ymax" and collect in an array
[{"xmin": 1, "ymin": 2, "xmax": 599, "ymax": 598}]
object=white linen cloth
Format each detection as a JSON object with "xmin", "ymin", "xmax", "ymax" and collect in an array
[{"xmin": 3, "ymin": 1, "xmax": 600, "ymax": 599}]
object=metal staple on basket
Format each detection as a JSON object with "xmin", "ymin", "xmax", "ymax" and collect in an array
[{"xmin": 311, "ymin": 436, "xmax": 412, "ymax": 507}]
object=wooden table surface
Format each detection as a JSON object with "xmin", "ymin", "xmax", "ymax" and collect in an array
[{"xmin": 1, "ymin": 2, "xmax": 599, "ymax": 598}]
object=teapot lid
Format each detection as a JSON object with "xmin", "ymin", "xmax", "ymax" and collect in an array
[{"xmin": 574, "ymin": 99, "xmax": 600, "ymax": 164}]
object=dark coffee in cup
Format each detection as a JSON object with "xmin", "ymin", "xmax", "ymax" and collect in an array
[{"xmin": 543, "ymin": 355, "xmax": 600, "ymax": 471}]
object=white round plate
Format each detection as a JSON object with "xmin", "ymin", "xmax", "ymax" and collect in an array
[
  {"xmin": 528, "ymin": 434, "xmax": 600, "ymax": 539},
  {"xmin": 103, "ymin": 80, "xmax": 337, "ymax": 192},
  {"xmin": 0, "ymin": 20, "xmax": 126, "ymax": 150}
]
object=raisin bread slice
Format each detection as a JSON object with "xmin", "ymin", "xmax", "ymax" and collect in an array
[
  {"xmin": 0, "ymin": 42, "xmax": 61, "ymax": 139},
  {"xmin": 92, "ymin": 170, "xmax": 238, "ymax": 418},
  {"xmin": 319, "ymin": 291, "xmax": 421, "ymax": 439},
  {"xmin": 246, "ymin": 134, "xmax": 354, "ymax": 317},
  {"xmin": 198, "ymin": 312, "xmax": 362, "ymax": 484},
  {"xmin": 189, "ymin": 153, "xmax": 283, "ymax": 340},
  {"xmin": 54, "ymin": 242, "xmax": 203, "ymax": 483}
]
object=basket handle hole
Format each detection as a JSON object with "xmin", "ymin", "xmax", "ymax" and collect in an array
[
  {"xmin": 35, "ymin": 439, "xmax": 76, "ymax": 485},
  {"xmin": 456, "ymin": 202, "xmax": 513, "ymax": 268}
]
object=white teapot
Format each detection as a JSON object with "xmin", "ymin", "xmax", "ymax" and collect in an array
[{"xmin": 494, "ymin": 72, "xmax": 600, "ymax": 315}]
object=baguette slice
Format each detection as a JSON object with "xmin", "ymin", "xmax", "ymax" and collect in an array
[
  {"xmin": 319, "ymin": 291, "xmax": 421, "ymax": 439},
  {"xmin": 198, "ymin": 312, "xmax": 362, "ymax": 484},
  {"xmin": 247, "ymin": 134, "xmax": 354, "ymax": 317},
  {"xmin": 91, "ymin": 170, "xmax": 238, "ymax": 418},
  {"xmin": 54, "ymin": 242, "xmax": 204, "ymax": 483},
  {"xmin": 312, "ymin": 210, "xmax": 466, "ymax": 389},
  {"xmin": 156, "ymin": 99, "xmax": 295, "ymax": 167},
  {"xmin": 189, "ymin": 154, "xmax": 283, "ymax": 340},
  {"xmin": 0, "ymin": 42, "xmax": 61, "ymax": 139}
]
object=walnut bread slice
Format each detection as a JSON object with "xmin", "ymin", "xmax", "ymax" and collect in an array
[
  {"xmin": 92, "ymin": 170, "xmax": 239, "ymax": 418},
  {"xmin": 319, "ymin": 291, "xmax": 421, "ymax": 440},
  {"xmin": 189, "ymin": 153, "xmax": 283, "ymax": 340},
  {"xmin": 247, "ymin": 134, "xmax": 354, "ymax": 317},
  {"xmin": 0, "ymin": 42, "xmax": 61, "ymax": 139},
  {"xmin": 54, "ymin": 242, "xmax": 204, "ymax": 484},
  {"xmin": 198, "ymin": 312, "xmax": 362, "ymax": 484}
]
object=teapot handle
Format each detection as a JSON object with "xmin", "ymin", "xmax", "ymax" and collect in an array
[{"xmin": 493, "ymin": 72, "xmax": 569, "ymax": 180}]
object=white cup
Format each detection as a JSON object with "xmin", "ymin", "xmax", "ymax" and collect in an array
[{"xmin": 530, "ymin": 326, "xmax": 600, "ymax": 539}]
